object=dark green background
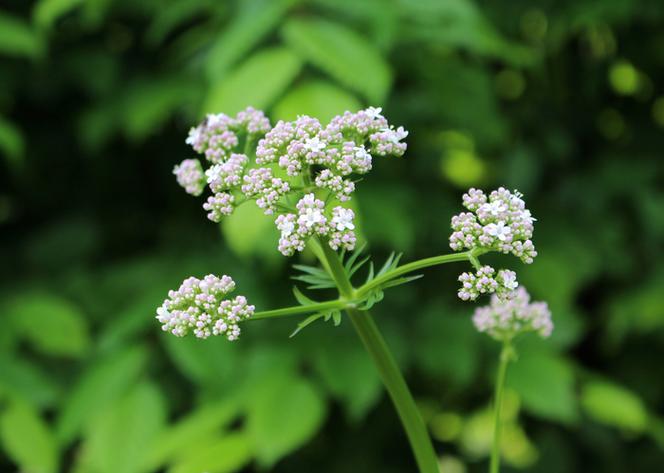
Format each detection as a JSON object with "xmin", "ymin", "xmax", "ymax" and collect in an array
[{"xmin": 1, "ymin": 1, "xmax": 663, "ymax": 472}]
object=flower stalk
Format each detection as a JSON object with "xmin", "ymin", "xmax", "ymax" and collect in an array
[
  {"xmin": 490, "ymin": 341, "xmax": 514, "ymax": 473},
  {"xmin": 317, "ymin": 239, "xmax": 440, "ymax": 473},
  {"xmin": 250, "ymin": 299, "xmax": 350, "ymax": 321}
]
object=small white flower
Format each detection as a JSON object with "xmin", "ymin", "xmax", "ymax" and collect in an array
[
  {"xmin": 501, "ymin": 271, "xmax": 519, "ymax": 290},
  {"xmin": 185, "ymin": 127, "xmax": 200, "ymax": 146},
  {"xmin": 278, "ymin": 219, "xmax": 295, "ymax": 235},
  {"xmin": 521, "ymin": 209, "xmax": 537, "ymax": 224},
  {"xmin": 481, "ymin": 200, "xmax": 507, "ymax": 216},
  {"xmin": 298, "ymin": 208, "xmax": 324, "ymax": 228},
  {"xmin": 486, "ymin": 221, "xmax": 512, "ymax": 241},
  {"xmin": 354, "ymin": 146, "xmax": 371, "ymax": 160},
  {"xmin": 391, "ymin": 126, "xmax": 409, "ymax": 143},
  {"xmin": 156, "ymin": 306, "xmax": 171, "ymax": 322},
  {"xmin": 205, "ymin": 164, "xmax": 222, "ymax": 184},
  {"xmin": 365, "ymin": 106, "xmax": 383, "ymax": 120},
  {"xmin": 206, "ymin": 113, "xmax": 225, "ymax": 128},
  {"xmin": 303, "ymin": 136, "xmax": 326, "ymax": 152},
  {"xmin": 331, "ymin": 208, "xmax": 355, "ymax": 231}
]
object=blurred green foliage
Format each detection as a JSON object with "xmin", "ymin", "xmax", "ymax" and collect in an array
[{"xmin": 1, "ymin": 0, "xmax": 663, "ymax": 472}]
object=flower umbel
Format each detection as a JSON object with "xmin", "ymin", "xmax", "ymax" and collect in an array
[
  {"xmin": 472, "ymin": 286, "xmax": 553, "ymax": 341},
  {"xmin": 156, "ymin": 274, "xmax": 254, "ymax": 340},
  {"xmin": 450, "ymin": 187, "xmax": 537, "ymax": 264},
  {"xmin": 176, "ymin": 106, "xmax": 408, "ymax": 256},
  {"xmin": 457, "ymin": 266, "xmax": 518, "ymax": 301},
  {"xmin": 450, "ymin": 187, "xmax": 537, "ymax": 302}
]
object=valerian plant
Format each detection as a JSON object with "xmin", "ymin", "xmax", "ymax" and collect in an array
[{"xmin": 156, "ymin": 106, "xmax": 552, "ymax": 473}]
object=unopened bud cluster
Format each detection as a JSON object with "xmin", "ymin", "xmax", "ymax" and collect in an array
[
  {"xmin": 457, "ymin": 266, "xmax": 518, "ymax": 301},
  {"xmin": 472, "ymin": 287, "xmax": 553, "ymax": 341},
  {"xmin": 174, "ymin": 106, "xmax": 407, "ymax": 256},
  {"xmin": 156, "ymin": 274, "xmax": 254, "ymax": 340}
]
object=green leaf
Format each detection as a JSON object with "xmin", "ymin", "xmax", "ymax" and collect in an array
[
  {"xmin": 506, "ymin": 349, "xmax": 578, "ymax": 424},
  {"xmin": 281, "ymin": 18, "xmax": 392, "ymax": 103},
  {"xmin": 0, "ymin": 399, "xmax": 59, "ymax": 473},
  {"xmin": 0, "ymin": 12, "xmax": 43, "ymax": 59},
  {"xmin": 56, "ymin": 346, "xmax": 148, "ymax": 444},
  {"xmin": 74, "ymin": 382, "xmax": 166, "ymax": 473},
  {"xmin": 33, "ymin": 0, "xmax": 85, "ymax": 30},
  {"xmin": 6, "ymin": 292, "xmax": 90, "ymax": 358},
  {"xmin": 413, "ymin": 308, "xmax": 480, "ymax": 387},
  {"xmin": 144, "ymin": 399, "xmax": 240, "ymax": 470},
  {"xmin": 343, "ymin": 243, "xmax": 366, "ymax": 271},
  {"xmin": 122, "ymin": 78, "xmax": 199, "ymax": 141},
  {"xmin": 425, "ymin": 60, "xmax": 508, "ymax": 147},
  {"xmin": 161, "ymin": 333, "xmax": 239, "ymax": 389},
  {"xmin": 581, "ymin": 380, "xmax": 648, "ymax": 432},
  {"xmin": 168, "ymin": 432, "xmax": 252, "ymax": 473},
  {"xmin": 205, "ymin": 0, "xmax": 297, "ymax": 80},
  {"xmin": 221, "ymin": 201, "xmax": 280, "ymax": 260},
  {"xmin": 380, "ymin": 274, "xmax": 423, "ymax": 289},
  {"xmin": 292, "ymin": 286, "xmax": 317, "ymax": 305},
  {"xmin": 377, "ymin": 251, "xmax": 402, "ymax": 276},
  {"xmin": 203, "ymin": 47, "xmax": 302, "ymax": 115},
  {"xmin": 0, "ymin": 116, "xmax": 24, "ymax": 167},
  {"xmin": 145, "ymin": 0, "xmax": 213, "ymax": 46},
  {"xmin": 359, "ymin": 184, "xmax": 415, "ymax": 250},
  {"xmin": 314, "ymin": 341, "xmax": 381, "ymax": 420},
  {"xmin": 289, "ymin": 312, "xmax": 327, "ymax": 338},
  {"xmin": 398, "ymin": 0, "xmax": 536, "ymax": 66},
  {"xmin": 0, "ymin": 354, "xmax": 61, "ymax": 408},
  {"xmin": 273, "ymin": 80, "xmax": 362, "ymax": 123},
  {"xmin": 247, "ymin": 375, "xmax": 326, "ymax": 466}
]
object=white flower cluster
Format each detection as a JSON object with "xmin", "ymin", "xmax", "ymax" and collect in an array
[
  {"xmin": 450, "ymin": 187, "xmax": 537, "ymax": 264},
  {"xmin": 176, "ymin": 106, "xmax": 408, "ymax": 256},
  {"xmin": 241, "ymin": 168, "xmax": 290, "ymax": 215},
  {"xmin": 173, "ymin": 159, "xmax": 205, "ymax": 196},
  {"xmin": 450, "ymin": 187, "xmax": 538, "ymax": 302},
  {"xmin": 472, "ymin": 287, "xmax": 553, "ymax": 341},
  {"xmin": 156, "ymin": 274, "xmax": 254, "ymax": 340},
  {"xmin": 275, "ymin": 194, "xmax": 357, "ymax": 256},
  {"xmin": 185, "ymin": 107, "xmax": 270, "ymax": 163},
  {"xmin": 457, "ymin": 266, "xmax": 518, "ymax": 301}
]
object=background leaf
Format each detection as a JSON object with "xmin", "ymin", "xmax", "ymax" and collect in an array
[
  {"xmin": 167, "ymin": 433, "xmax": 252, "ymax": 473},
  {"xmin": 56, "ymin": 346, "xmax": 148, "ymax": 444},
  {"xmin": 145, "ymin": 399, "xmax": 240, "ymax": 470},
  {"xmin": 33, "ymin": 0, "xmax": 85, "ymax": 31},
  {"xmin": 273, "ymin": 80, "xmax": 361, "ymax": 123},
  {"xmin": 73, "ymin": 382, "xmax": 167, "ymax": 473},
  {"xmin": 281, "ymin": 18, "xmax": 392, "ymax": 103},
  {"xmin": 203, "ymin": 47, "xmax": 303, "ymax": 115},
  {"xmin": 581, "ymin": 381, "xmax": 649, "ymax": 432},
  {"xmin": 0, "ymin": 12, "xmax": 43, "ymax": 58},
  {"xmin": 5, "ymin": 292, "xmax": 90, "ymax": 358},
  {"xmin": 506, "ymin": 349, "xmax": 578, "ymax": 424},
  {"xmin": 221, "ymin": 201, "xmax": 281, "ymax": 261},
  {"xmin": 205, "ymin": 0, "xmax": 297, "ymax": 80},
  {"xmin": 0, "ymin": 116, "xmax": 24, "ymax": 167},
  {"xmin": 247, "ymin": 374, "xmax": 326, "ymax": 466},
  {"xmin": 0, "ymin": 399, "xmax": 59, "ymax": 473}
]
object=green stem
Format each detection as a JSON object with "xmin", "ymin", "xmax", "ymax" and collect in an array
[
  {"xmin": 355, "ymin": 248, "xmax": 486, "ymax": 299},
  {"xmin": 490, "ymin": 341, "xmax": 512, "ymax": 473},
  {"xmin": 251, "ymin": 299, "xmax": 347, "ymax": 321},
  {"xmin": 318, "ymin": 241, "xmax": 439, "ymax": 473}
]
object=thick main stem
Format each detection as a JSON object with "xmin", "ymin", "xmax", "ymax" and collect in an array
[
  {"xmin": 318, "ymin": 242, "xmax": 439, "ymax": 473},
  {"xmin": 490, "ymin": 342, "xmax": 511, "ymax": 473}
]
